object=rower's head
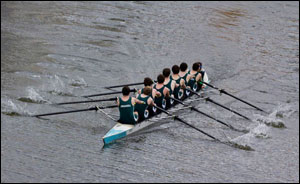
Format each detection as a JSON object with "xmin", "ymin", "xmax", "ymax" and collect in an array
[
  {"xmin": 180, "ymin": 62, "xmax": 188, "ymax": 72},
  {"xmin": 144, "ymin": 77, "xmax": 154, "ymax": 87},
  {"xmin": 171, "ymin": 65, "xmax": 180, "ymax": 74},
  {"xmin": 157, "ymin": 74, "xmax": 165, "ymax": 84},
  {"xmin": 122, "ymin": 86, "xmax": 131, "ymax": 96},
  {"xmin": 162, "ymin": 68, "xmax": 171, "ymax": 78},
  {"xmin": 143, "ymin": 86, "xmax": 152, "ymax": 96},
  {"xmin": 192, "ymin": 62, "xmax": 200, "ymax": 71}
]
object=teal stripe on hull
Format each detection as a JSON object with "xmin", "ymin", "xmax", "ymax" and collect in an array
[{"xmin": 103, "ymin": 131, "xmax": 127, "ymax": 145}]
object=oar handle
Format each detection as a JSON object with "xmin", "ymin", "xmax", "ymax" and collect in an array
[
  {"xmin": 154, "ymin": 106, "xmax": 172, "ymax": 116},
  {"xmin": 201, "ymin": 81, "xmax": 219, "ymax": 90}
]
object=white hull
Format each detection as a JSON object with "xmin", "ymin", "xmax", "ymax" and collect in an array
[{"xmin": 102, "ymin": 74, "xmax": 210, "ymax": 145}]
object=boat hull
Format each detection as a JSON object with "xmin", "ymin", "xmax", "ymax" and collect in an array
[{"xmin": 102, "ymin": 74, "xmax": 210, "ymax": 145}]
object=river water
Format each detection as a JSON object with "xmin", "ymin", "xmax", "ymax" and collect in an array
[{"xmin": 1, "ymin": 1, "xmax": 299, "ymax": 183}]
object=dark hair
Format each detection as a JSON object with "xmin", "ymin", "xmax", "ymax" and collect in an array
[
  {"xmin": 192, "ymin": 63, "xmax": 200, "ymax": 71},
  {"xmin": 172, "ymin": 65, "xmax": 180, "ymax": 74},
  {"xmin": 122, "ymin": 86, "xmax": 131, "ymax": 95},
  {"xmin": 143, "ymin": 86, "xmax": 152, "ymax": 95},
  {"xmin": 180, "ymin": 62, "xmax": 188, "ymax": 71},
  {"xmin": 162, "ymin": 68, "xmax": 171, "ymax": 77},
  {"xmin": 157, "ymin": 74, "xmax": 165, "ymax": 84},
  {"xmin": 144, "ymin": 77, "xmax": 153, "ymax": 86}
]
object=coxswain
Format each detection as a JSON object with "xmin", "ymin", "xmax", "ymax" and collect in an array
[
  {"xmin": 117, "ymin": 86, "xmax": 145, "ymax": 125},
  {"xmin": 134, "ymin": 86, "xmax": 156, "ymax": 122}
]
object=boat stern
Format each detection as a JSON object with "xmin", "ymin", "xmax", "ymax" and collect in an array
[{"xmin": 102, "ymin": 123, "xmax": 134, "ymax": 145}]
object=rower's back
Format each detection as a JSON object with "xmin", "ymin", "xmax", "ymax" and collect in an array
[
  {"xmin": 154, "ymin": 74, "xmax": 168, "ymax": 109},
  {"xmin": 179, "ymin": 62, "xmax": 190, "ymax": 86},
  {"xmin": 135, "ymin": 86, "xmax": 153, "ymax": 121},
  {"xmin": 118, "ymin": 86, "xmax": 138, "ymax": 124}
]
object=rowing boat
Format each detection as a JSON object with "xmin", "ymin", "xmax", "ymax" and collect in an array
[{"xmin": 102, "ymin": 73, "xmax": 210, "ymax": 145}]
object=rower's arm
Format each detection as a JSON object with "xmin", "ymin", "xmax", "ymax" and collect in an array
[
  {"xmin": 196, "ymin": 73, "xmax": 202, "ymax": 82},
  {"xmin": 171, "ymin": 81, "xmax": 176, "ymax": 91},
  {"xmin": 164, "ymin": 88, "xmax": 170, "ymax": 98},
  {"xmin": 133, "ymin": 97, "xmax": 146, "ymax": 105},
  {"xmin": 180, "ymin": 79, "xmax": 186, "ymax": 89},
  {"xmin": 187, "ymin": 74, "xmax": 192, "ymax": 83},
  {"xmin": 154, "ymin": 89, "xmax": 161, "ymax": 98},
  {"xmin": 148, "ymin": 98, "xmax": 156, "ymax": 107},
  {"xmin": 116, "ymin": 97, "xmax": 120, "ymax": 106}
]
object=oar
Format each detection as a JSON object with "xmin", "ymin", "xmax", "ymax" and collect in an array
[
  {"xmin": 186, "ymin": 88, "xmax": 251, "ymax": 120},
  {"xmin": 55, "ymin": 97, "xmax": 117, "ymax": 105},
  {"xmin": 156, "ymin": 106, "xmax": 253, "ymax": 150},
  {"xmin": 82, "ymin": 89, "xmax": 136, "ymax": 98},
  {"xmin": 155, "ymin": 106, "xmax": 218, "ymax": 141},
  {"xmin": 200, "ymin": 81, "xmax": 266, "ymax": 113},
  {"xmin": 104, "ymin": 80, "xmax": 158, "ymax": 89},
  {"xmin": 105, "ymin": 82, "xmax": 144, "ymax": 89},
  {"xmin": 32, "ymin": 105, "xmax": 118, "ymax": 117},
  {"xmin": 169, "ymin": 96, "xmax": 246, "ymax": 132}
]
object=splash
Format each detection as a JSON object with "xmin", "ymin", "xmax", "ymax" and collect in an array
[
  {"xmin": 46, "ymin": 75, "xmax": 74, "ymax": 96},
  {"xmin": 250, "ymin": 123, "xmax": 270, "ymax": 139},
  {"xmin": 70, "ymin": 77, "xmax": 87, "ymax": 87},
  {"xmin": 218, "ymin": 129, "xmax": 255, "ymax": 151},
  {"xmin": 226, "ymin": 123, "xmax": 270, "ymax": 151},
  {"xmin": 270, "ymin": 104, "xmax": 295, "ymax": 119},
  {"xmin": 254, "ymin": 104, "xmax": 292, "ymax": 128},
  {"xmin": 1, "ymin": 99, "xmax": 31, "ymax": 117},
  {"xmin": 18, "ymin": 87, "xmax": 48, "ymax": 104}
]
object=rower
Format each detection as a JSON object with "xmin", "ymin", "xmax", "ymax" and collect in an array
[
  {"xmin": 138, "ymin": 77, "xmax": 160, "ymax": 100},
  {"xmin": 153, "ymin": 74, "xmax": 170, "ymax": 110},
  {"xmin": 134, "ymin": 86, "xmax": 156, "ymax": 122},
  {"xmin": 117, "ymin": 86, "xmax": 145, "ymax": 125},
  {"xmin": 170, "ymin": 65, "xmax": 185, "ymax": 100},
  {"xmin": 179, "ymin": 62, "xmax": 192, "ymax": 98},
  {"xmin": 188, "ymin": 62, "xmax": 202, "ymax": 92},
  {"xmin": 162, "ymin": 68, "xmax": 177, "ymax": 108}
]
